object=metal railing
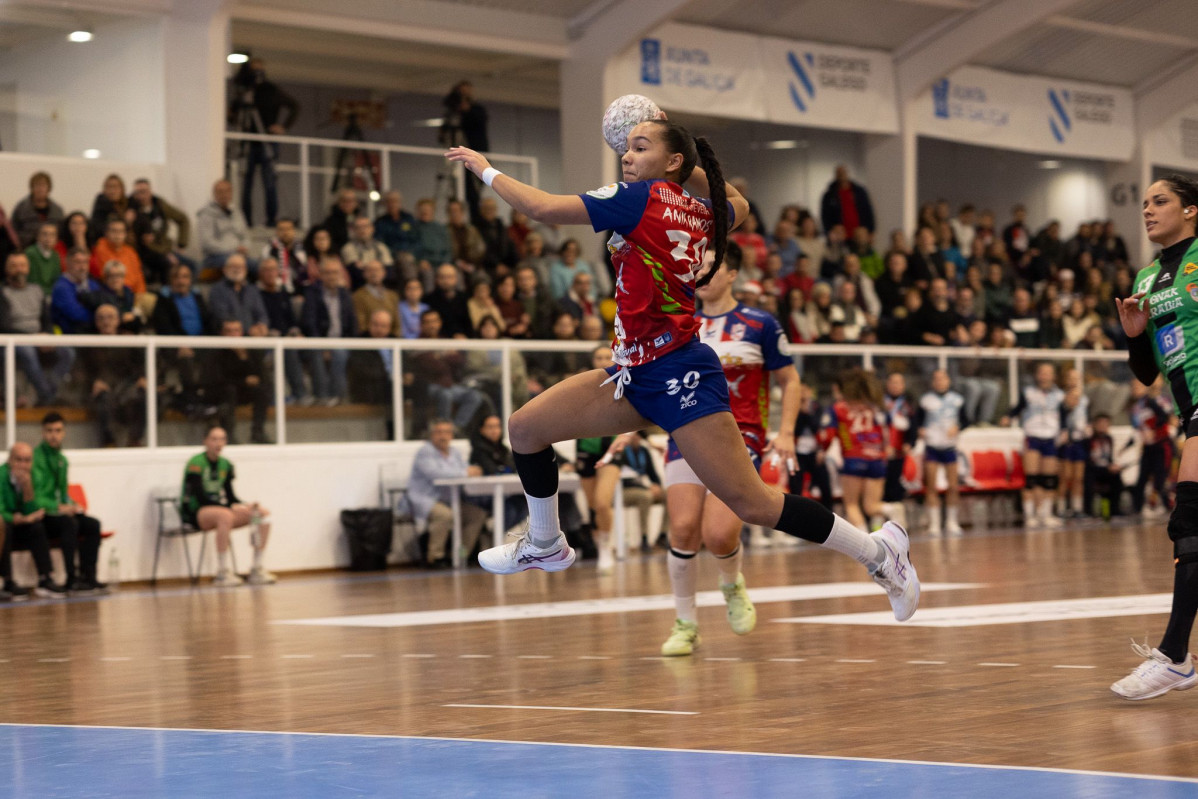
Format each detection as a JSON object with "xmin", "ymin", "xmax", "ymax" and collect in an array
[
  {"xmin": 225, "ymin": 131, "xmax": 540, "ymax": 228},
  {"xmin": 0, "ymin": 334, "xmax": 1133, "ymax": 452}
]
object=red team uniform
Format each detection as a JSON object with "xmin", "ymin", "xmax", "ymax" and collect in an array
[{"xmin": 820, "ymin": 400, "xmax": 890, "ymax": 479}]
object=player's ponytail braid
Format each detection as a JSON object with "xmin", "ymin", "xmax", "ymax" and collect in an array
[{"xmin": 692, "ymin": 136, "xmax": 728, "ymax": 289}]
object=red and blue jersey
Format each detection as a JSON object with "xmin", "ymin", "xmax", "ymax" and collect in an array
[
  {"xmin": 1132, "ymin": 394, "xmax": 1173, "ymax": 445},
  {"xmin": 580, "ymin": 179, "xmax": 728, "ymax": 368},
  {"xmin": 819, "ymin": 400, "xmax": 889, "ymax": 461}
]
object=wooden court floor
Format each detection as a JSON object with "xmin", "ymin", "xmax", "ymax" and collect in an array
[{"xmin": 3, "ymin": 518, "xmax": 1198, "ymax": 783}]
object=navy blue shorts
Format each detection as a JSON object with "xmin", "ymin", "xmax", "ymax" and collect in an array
[
  {"xmin": 605, "ymin": 339, "xmax": 730, "ymax": 434},
  {"xmin": 925, "ymin": 445, "xmax": 958, "ymax": 465},
  {"xmin": 842, "ymin": 457, "xmax": 886, "ymax": 479},
  {"xmin": 1058, "ymin": 441, "xmax": 1087, "ymax": 462},
  {"xmin": 1025, "ymin": 436, "xmax": 1058, "ymax": 457}
]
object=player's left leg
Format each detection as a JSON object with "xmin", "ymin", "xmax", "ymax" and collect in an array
[
  {"xmin": 701, "ymin": 493, "xmax": 755, "ymax": 635},
  {"xmin": 1039, "ymin": 455, "xmax": 1061, "ymax": 528},
  {"xmin": 944, "ymin": 459, "xmax": 962, "ymax": 536},
  {"xmin": 662, "ymin": 477, "xmax": 706, "ymax": 656}
]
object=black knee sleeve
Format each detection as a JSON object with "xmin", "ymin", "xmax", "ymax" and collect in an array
[
  {"xmin": 512, "ymin": 447, "xmax": 558, "ymax": 499},
  {"xmin": 776, "ymin": 493, "xmax": 835, "ymax": 544},
  {"xmin": 668, "ymin": 547, "xmax": 697, "ymax": 559},
  {"xmin": 714, "ymin": 544, "xmax": 741, "ymax": 560},
  {"xmin": 1024, "ymin": 473, "xmax": 1041, "ymax": 489},
  {"xmin": 1169, "ymin": 482, "xmax": 1198, "ymax": 563},
  {"xmin": 1041, "ymin": 474, "xmax": 1059, "ymax": 491}
]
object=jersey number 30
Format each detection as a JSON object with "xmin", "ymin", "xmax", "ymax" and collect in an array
[{"xmin": 666, "ymin": 230, "xmax": 709, "ymax": 275}]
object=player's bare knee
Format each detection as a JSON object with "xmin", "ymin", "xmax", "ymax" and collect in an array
[{"xmin": 507, "ymin": 409, "xmax": 540, "ymax": 453}]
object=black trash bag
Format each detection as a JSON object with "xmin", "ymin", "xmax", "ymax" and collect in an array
[{"xmin": 341, "ymin": 509, "xmax": 393, "ymax": 571}]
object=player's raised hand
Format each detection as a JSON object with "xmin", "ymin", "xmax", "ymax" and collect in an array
[
  {"xmin": 1117, "ymin": 291, "xmax": 1149, "ymax": 338},
  {"xmin": 445, "ymin": 146, "xmax": 491, "ymax": 178}
]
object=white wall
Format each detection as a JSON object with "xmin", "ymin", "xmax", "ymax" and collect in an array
[
  {"xmin": 0, "ymin": 151, "xmax": 168, "ymax": 218},
  {"xmin": 917, "ymin": 137, "xmax": 1110, "ymax": 236},
  {"xmin": 0, "ymin": 17, "xmax": 167, "ymax": 164}
]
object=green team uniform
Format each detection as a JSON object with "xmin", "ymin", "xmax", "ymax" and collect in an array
[
  {"xmin": 1135, "ymin": 237, "xmax": 1198, "ymax": 428},
  {"xmin": 181, "ymin": 453, "xmax": 238, "ymax": 524}
]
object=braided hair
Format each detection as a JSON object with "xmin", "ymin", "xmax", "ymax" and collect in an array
[{"xmin": 644, "ymin": 119, "xmax": 730, "ymax": 289}]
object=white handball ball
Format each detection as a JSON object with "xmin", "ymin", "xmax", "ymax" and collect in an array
[{"xmin": 602, "ymin": 94, "xmax": 665, "ymax": 155}]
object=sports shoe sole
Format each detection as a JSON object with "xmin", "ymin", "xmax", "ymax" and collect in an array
[
  {"xmin": 479, "ymin": 544, "xmax": 577, "ymax": 575},
  {"xmin": 1112, "ymin": 672, "xmax": 1198, "ymax": 701}
]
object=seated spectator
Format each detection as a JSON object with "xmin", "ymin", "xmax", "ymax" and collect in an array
[
  {"xmin": 91, "ymin": 261, "xmax": 144, "ymax": 334},
  {"xmin": 517, "ymin": 231, "xmax": 553, "ymax": 288},
  {"xmin": 507, "ymin": 209, "xmax": 532, "ymax": 256},
  {"xmin": 514, "ymin": 265, "xmax": 555, "ymax": 339},
  {"xmin": 412, "ymin": 198, "xmax": 452, "ymax": 285},
  {"xmin": 150, "ymin": 264, "xmax": 210, "ymax": 415},
  {"xmin": 938, "ymin": 221, "xmax": 966, "ymax": 279},
  {"xmin": 913, "ymin": 278, "xmax": 962, "ymax": 347},
  {"xmin": 467, "ymin": 276, "xmax": 504, "ymax": 334},
  {"xmin": 89, "ymin": 173, "xmax": 132, "ymax": 241},
  {"xmin": 850, "ymin": 225, "xmax": 884, "ymax": 281},
  {"xmin": 832, "ymin": 253, "xmax": 880, "ymax": 322},
  {"xmin": 300, "ymin": 258, "xmax": 358, "ymax": 406},
  {"xmin": 549, "ymin": 239, "xmax": 594, "ymax": 301},
  {"xmin": 341, "ymin": 216, "xmax": 394, "ymax": 288},
  {"xmin": 447, "ymin": 198, "xmax": 485, "ymax": 273},
  {"xmin": 493, "ymin": 273, "xmax": 528, "ymax": 338},
  {"xmin": 1042, "ymin": 299, "xmax": 1066, "ymax": 349},
  {"xmin": 1006, "ymin": 287, "xmax": 1043, "ymax": 348},
  {"xmin": 374, "ymin": 190, "xmax": 418, "ymax": 263},
  {"xmin": 909, "ymin": 226, "xmax": 948, "ymax": 288},
  {"xmin": 196, "ymin": 179, "xmax": 252, "ymax": 277},
  {"xmin": 34, "ymin": 412, "xmax": 107, "ymax": 592},
  {"xmin": 557, "ymin": 271, "xmax": 598, "ymax": 323},
  {"xmin": 619, "ymin": 433, "xmax": 667, "ymax": 550},
  {"xmin": 80, "ymin": 305, "xmax": 147, "ymax": 447},
  {"xmin": 347, "ymin": 309, "xmax": 396, "ymax": 408},
  {"xmin": 321, "ymin": 189, "xmax": 361, "ymax": 252},
  {"xmin": 398, "ymin": 277, "xmax": 429, "ymax": 340},
  {"xmin": 1033, "ymin": 220, "xmax": 1064, "ymax": 273},
  {"xmin": 469, "ymin": 413, "xmax": 528, "ymax": 532},
  {"xmin": 466, "ymin": 314, "xmax": 529, "ymax": 411},
  {"xmin": 830, "ymin": 281, "xmax": 865, "ymax": 342},
  {"xmin": 804, "ymin": 282, "xmax": 836, "ymax": 341},
  {"xmin": 730, "ymin": 211, "xmax": 767, "ymax": 278},
  {"xmin": 51, "ymin": 247, "xmax": 102, "ymax": 335},
  {"xmin": 770, "ymin": 219, "xmax": 802, "ymax": 278},
  {"xmin": 352, "ymin": 260, "xmax": 400, "ymax": 336},
  {"xmin": 206, "ymin": 319, "xmax": 270, "ymax": 445},
  {"xmin": 875, "ymin": 251, "xmax": 911, "ymax": 321},
  {"xmin": 90, "ymin": 219, "xmax": 146, "ymax": 294},
  {"xmin": 256, "ymin": 257, "xmax": 306, "ymax": 404},
  {"xmin": 475, "ymin": 197, "xmax": 516, "ymax": 277},
  {"xmin": 953, "ymin": 318, "xmax": 1002, "ymax": 426},
  {"xmin": 1056, "ymin": 268, "xmax": 1079, "ymax": 313},
  {"xmin": 405, "ymin": 309, "xmax": 490, "ymax": 433},
  {"xmin": 404, "ymin": 418, "xmax": 487, "ymax": 568},
  {"xmin": 953, "ymin": 285, "xmax": 980, "ymax": 330},
  {"xmin": 24, "ymin": 222, "xmax": 62, "ymax": 295},
  {"xmin": 426, "ymin": 263, "xmax": 472, "ymax": 338},
  {"xmin": 56, "ymin": 211, "xmax": 93, "ymax": 263},
  {"xmin": 783, "ymin": 287, "xmax": 816, "ymax": 343},
  {"xmin": 303, "ymin": 226, "xmax": 338, "ymax": 282},
  {"xmin": 1, "ymin": 252, "xmax": 74, "ymax": 406},
  {"xmin": 128, "ymin": 177, "xmax": 193, "ymax": 288},
  {"xmin": 950, "ymin": 204, "xmax": 977, "ymax": 256},
  {"xmin": 262, "ymin": 218, "xmax": 307, "ymax": 293},
  {"xmin": 820, "ymin": 223, "xmax": 848, "ymax": 279},
  {"xmin": 982, "ymin": 260, "xmax": 1014, "ymax": 325},
  {"xmin": 208, "ymin": 253, "xmax": 268, "ymax": 336},
  {"xmin": 526, "ymin": 312, "xmax": 588, "ymax": 390},
  {"xmin": 0, "ymin": 442, "xmax": 65, "ymax": 598},
  {"xmin": 181, "ymin": 426, "xmax": 276, "ymax": 586},
  {"xmin": 12, "ymin": 171, "xmax": 65, "ymax": 249}
]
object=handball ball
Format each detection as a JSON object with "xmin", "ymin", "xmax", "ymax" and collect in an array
[{"xmin": 602, "ymin": 94, "xmax": 665, "ymax": 155}]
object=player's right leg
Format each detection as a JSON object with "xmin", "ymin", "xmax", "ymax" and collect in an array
[
  {"xmin": 479, "ymin": 369, "xmax": 649, "ymax": 575},
  {"xmin": 661, "ymin": 474, "xmax": 705, "ymax": 656},
  {"xmin": 702, "ymin": 492, "xmax": 756, "ymax": 636},
  {"xmin": 923, "ymin": 461, "xmax": 942, "ymax": 536}
]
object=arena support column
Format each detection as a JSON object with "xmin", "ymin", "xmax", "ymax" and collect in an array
[
  {"xmin": 863, "ymin": 103, "xmax": 918, "ymax": 241},
  {"xmin": 163, "ymin": 0, "xmax": 231, "ymax": 227}
]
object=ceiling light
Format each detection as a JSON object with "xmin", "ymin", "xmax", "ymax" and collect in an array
[
  {"xmin": 1037, "ymin": 160, "xmax": 1061, "ymax": 169},
  {"xmin": 82, "ymin": 149, "xmax": 101, "ymax": 159},
  {"xmin": 67, "ymin": 30, "xmax": 93, "ymax": 43},
  {"xmin": 227, "ymin": 52, "xmax": 249, "ymax": 65}
]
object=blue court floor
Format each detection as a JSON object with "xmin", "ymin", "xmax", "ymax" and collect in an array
[{"xmin": 2, "ymin": 724, "xmax": 1195, "ymax": 799}]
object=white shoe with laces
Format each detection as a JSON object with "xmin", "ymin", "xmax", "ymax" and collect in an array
[
  {"xmin": 596, "ymin": 546, "xmax": 615, "ymax": 575},
  {"xmin": 868, "ymin": 521, "xmax": 920, "ymax": 622},
  {"xmin": 478, "ymin": 530, "xmax": 576, "ymax": 575},
  {"xmin": 1111, "ymin": 640, "xmax": 1198, "ymax": 700}
]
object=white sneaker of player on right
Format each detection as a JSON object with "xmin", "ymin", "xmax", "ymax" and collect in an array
[
  {"xmin": 596, "ymin": 546, "xmax": 615, "ymax": 575},
  {"xmin": 1111, "ymin": 640, "xmax": 1198, "ymax": 700},
  {"xmin": 1039, "ymin": 513, "xmax": 1063, "ymax": 529},
  {"xmin": 478, "ymin": 530, "xmax": 576, "ymax": 575},
  {"xmin": 868, "ymin": 521, "xmax": 920, "ymax": 621}
]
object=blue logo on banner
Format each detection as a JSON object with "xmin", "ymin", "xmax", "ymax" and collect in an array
[
  {"xmin": 1048, "ymin": 88, "xmax": 1071, "ymax": 142},
  {"xmin": 932, "ymin": 79, "xmax": 950, "ymax": 119},
  {"xmin": 787, "ymin": 52, "xmax": 816, "ymax": 112},
  {"xmin": 641, "ymin": 39, "xmax": 661, "ymax": 85}
]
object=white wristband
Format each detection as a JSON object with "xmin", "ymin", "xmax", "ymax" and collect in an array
[{"xmin": 481, "ymin": 167, "xmax": 501, "ymax": 187}]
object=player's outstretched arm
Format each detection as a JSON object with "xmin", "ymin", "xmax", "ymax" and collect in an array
[{"xmin": 445, "ymin": 146, "xmax": 590, "ymax": 225}]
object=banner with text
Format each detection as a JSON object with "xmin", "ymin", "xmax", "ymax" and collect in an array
[
  {"xmin": 912, "ymin": 65, "xmax": 1134, "ymax": 161},
  {"xmin": 610, "ymin": 22, "xmax": 768, "ymax": 122},
  {"xmin": 759, "ymin": 37, "xmax": 898, "ymax": 134}
]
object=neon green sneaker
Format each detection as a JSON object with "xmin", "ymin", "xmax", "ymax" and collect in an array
[
  {"xmin": 721, "ymin": 573, "xmax": 757, "ymax": 635},
  {"xmin": 661, "ymin": 619, "xmax": 701, "ymax": 657}
]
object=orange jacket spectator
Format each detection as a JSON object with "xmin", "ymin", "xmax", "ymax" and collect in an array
[{"xmin": 90, "ymin": 238, "xmax": 145, "ymax": 294}]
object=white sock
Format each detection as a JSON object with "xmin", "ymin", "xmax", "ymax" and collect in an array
[
  {"xmin": 1071, "ymin": 494, "xmax": 1084, "ymax": 513},
  {"xmin": 946, "ymin": 506, "xmax": 959, "ymax": 526},
  {"xmin": 668, "ymin": 549, "xmax": 698, "ymax": 622},
  {"xmin": 822, "ymin": 514, "xmax": 884, "ymax": 569},
  {"xmin": 1038, "ymin": 498, "xmax": 1054, "ymax": 519},
  {"xmin": 218, "ymin": 549, "xmax": 229, "ymax": 572},
  {"xmin": 252, "ymin": 548, "xmax": 264, "ymax": 570},
  {"xmin": 1023, "ymin": 498, "xmax": 1035, "ymax": 520},
  {"xmin": 715, "ymin": 545, "xmax": 742, "ymax": 587},
  {"xmin": 526, "ymin": 493, "xmax": 561, "ymax": 548}
]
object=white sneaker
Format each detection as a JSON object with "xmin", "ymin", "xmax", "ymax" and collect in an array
[
  {"xmin": 926, "ymin": 515, "xmax": 942, "ymax": 538},
  {"xmin": 945, "ymin": 520, "xmax": 964, "ymax": 537},
  {"xmin": 596, "ymin": 546, "xmax": 615, "ymax": 575},
  {"xmin": 1040, "ymin": 513, "xmax": 1063, "ymax": 529},
  {"xmin": 477, "ymin": 531, "xmax": 576, "ymax": 575},
  {"xmin": 213, "ymin": 569, "xmax": 244, "ymax": 587},
  {"xmin": 869, "ymin": 521, "xmax": 920, "ymax": 622},
  {"xmin": 1111, "ymin": 640, "xmax": 1198, "ymax": 700},
  {"xmin": 247, "ymin": 567, "xmax": 278, "ymax": 585}
]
